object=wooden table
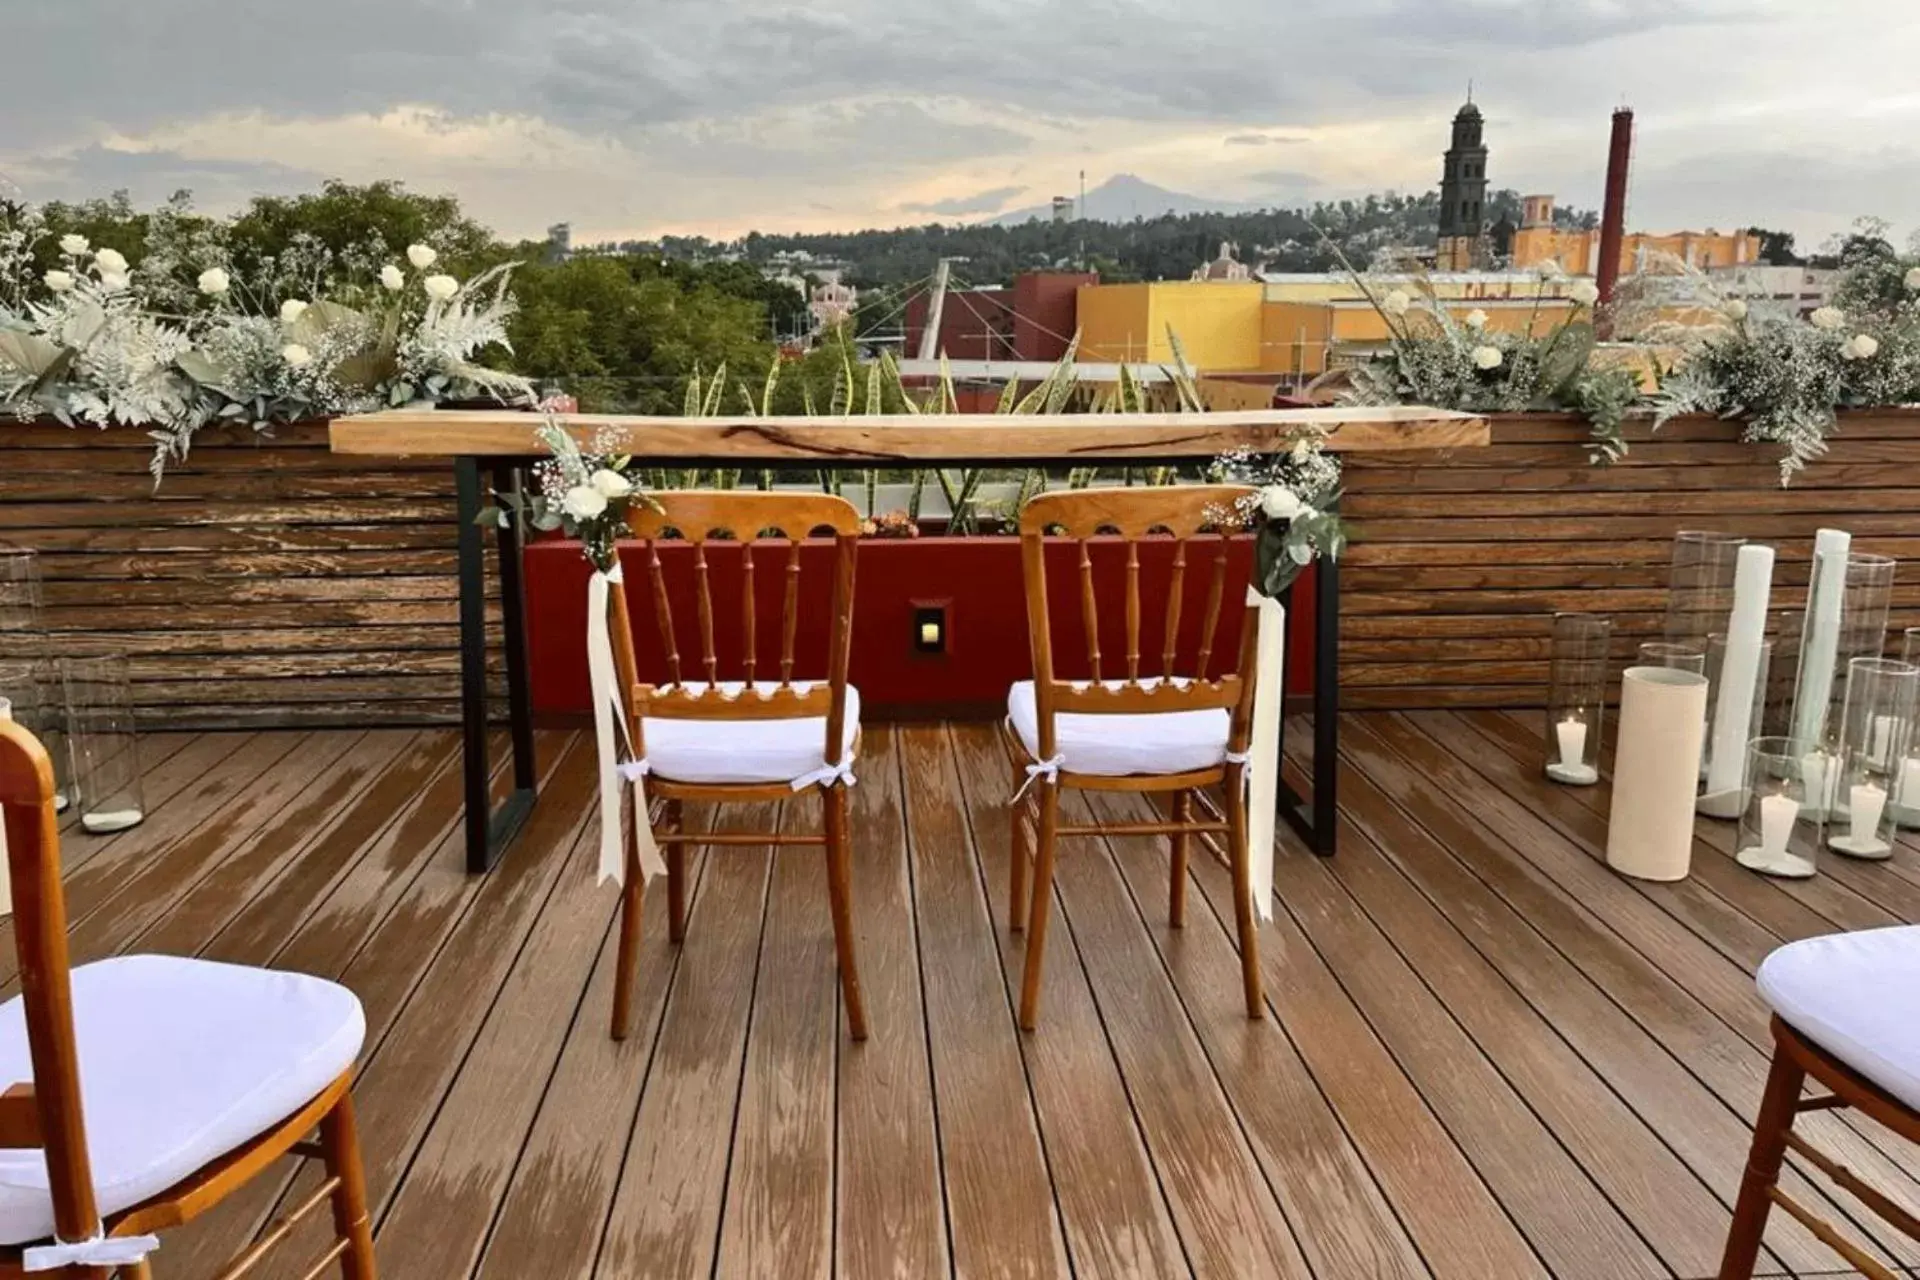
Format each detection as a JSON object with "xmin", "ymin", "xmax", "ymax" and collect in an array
[{"xmin": 330, "ymin": 406, "xmax": 1489, "ymax": 871}]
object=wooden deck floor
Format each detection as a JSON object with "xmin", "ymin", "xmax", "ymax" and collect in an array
[{"xmin": 41, "ymin": 713, "xmax": 1920, "ymax": 1279}]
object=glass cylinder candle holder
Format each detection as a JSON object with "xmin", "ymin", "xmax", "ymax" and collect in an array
[
  {"xmin": 1664, "ymin": 531, "xmax": 1745, "ymax": 651},
  {"xmin": 1827, "ymin": 656, "xmax": 1917, "ymax": 860},
  {"xmin": 1837, "ymin": 553, "xmax": 1896, "ymax": 663},
  {"xmin": 1545, "ymin": 612, "xmax": 1610, "ymax": 785},
  {"xmin": 1736, "ymin": 736, "xmax": 1822, "ymax": 879},
  {"xmin": 1637, "ymin": 641, "xmax": 1706, "ymax": 675},
  {"xmin": 1699, "ymin": 634, "xmax": 1772, "ymax": 818},
  {"xmin": 1903, "ymin": 626, "xmax": 1920, "ymax": 667},
  {"xmin": 61, "ymin": 655, "xmax": 146, "ymax": 834},
  {"xmin": 1788, "ymin": 531, "xmax": 1854, "ymax": 759},
  {"xmin": 0, "ymin": 545, "xmax": 42, "ymax": 637}
]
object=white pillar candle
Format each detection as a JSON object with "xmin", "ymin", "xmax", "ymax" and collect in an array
[
  {"xmin": 1868, "ymin": 714, "xmax": 1896, "ymax": 768},
  {"xmin": 1703, "ymin": 544, "xmax": 1774, "ymax": 809},
  {"xmin": 1850, "ymin": 780, "xmax": 1888, "ymax": 844},
  {"xmin": 1556, "ymin": 716, "xmax": 1588, "ymax": 769},
  {"xmin": 1800, "ymin": 751, "xmax": 1834, "ymax": 815},
  {"xmin": 1791, "ymin": 529, "xmax": 1851, "ymax": 756},
  {"xmin": 1899, "ymin": 757, "xmax": 1920, "ymax": 807},
  {"xmin": 1759, "ymin": 791, "xmax": 1799, "ymax": 859}
]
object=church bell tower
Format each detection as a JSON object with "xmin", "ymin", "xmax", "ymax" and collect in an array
[{"xmin": 1437, "ymin": 99, "xmax": 1489, "ymax": 270}]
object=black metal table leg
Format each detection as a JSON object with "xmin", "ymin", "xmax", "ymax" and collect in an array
[
  {"xmin": 493, "ymin": 463, "xmax": 539, "ymax": 795},
  {"xmin": 455, "ymin": 455, "xmax": 536, "ymax": 873},
  {"xmin": 1276, "ymin": 531, "xmax": 1340, "ymax": 856}
]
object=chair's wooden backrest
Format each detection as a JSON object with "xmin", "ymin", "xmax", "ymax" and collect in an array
[
  {"xmin": 612, "ymin": 492, "xmax": 861, "ymax": 760},
  {"xmin": 0, "ymin": 719, "xmax": 101, "ymax": 1246},
  {"xmin": 1019, "ymin": 485, "xmax": 1260, "ymax": 762}
]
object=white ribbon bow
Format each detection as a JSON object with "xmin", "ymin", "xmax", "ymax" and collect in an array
[
  {"xmin": 587, "ymin": 567, "xmax": 666, "ymax": 889},
  {"xmin": 791, "ymin": 755, "xmax": 857, "ymax": 792},
  {"xmin": 1011, "ymin": 753, "xmax": 1066, "ymax": 804},
  {"xmin": 24, "ymin": 1233, "xmax": 158, "ymax": 1271},
  {"xmin": 1242, "ymin": 585, "xmax": 1287, "ymax": 923}
]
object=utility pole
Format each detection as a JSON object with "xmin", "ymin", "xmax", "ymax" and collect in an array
[{"xmin": 918, "ymin": 258, "xmax": 953, "ymax": 362}]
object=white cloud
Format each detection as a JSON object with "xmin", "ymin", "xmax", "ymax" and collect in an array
[{"xmin": 0, "ymin": 0, "xmax": 1915, "ymax": 246}]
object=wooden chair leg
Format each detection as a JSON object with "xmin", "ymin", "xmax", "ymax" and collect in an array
[
  {"xmin": 1227, "ymin": 772, "xmax": 1264, "ymax": 1019},
  {"xmin": 1018, "ymin": 785, "xmax": 1062, "ymax": 1031},
  {"xmin": 1009, "ymin": 764, "xmax": 1031, "ymax": 934},
  {"xmin": 319, "ymin": 1088, "xmax": 377, "ymax": 1280},
  {"xmin": 610, "ymin": 816, "xmax": 646, "ymax": 1041},
  {"xmin": 666, "ymin": 844, "xmax": 688, "ymax": 946},
  {"xmin": 824, "ymin": 785, "xmax": 869, "ymax": 1042},
  {"xmin": 1169, "ymin": 790, "xmax": 1192, "ymax": 928},
  {"xmin": 124, "ymin": 1260, "xmax": 155, "ymax": 1279},
  {"xmin": 1718, "ymin": 1041, "xmax": 1807, "ymax": 1280}
]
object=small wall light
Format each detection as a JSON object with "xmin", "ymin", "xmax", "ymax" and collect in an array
[{"xmin": 912, "ymin": 604, "xmax": 948, "ymax": 655}]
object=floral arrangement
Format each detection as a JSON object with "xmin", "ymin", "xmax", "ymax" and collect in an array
[
  {"xmin": 1648, "ymin": 243, "xmax": 1920, "ymax": 483},
  {"xmin": 1339, "ymin": 266, "xmax": 1644, "ymax": 464},
  {"xmin": 479, "ymin": 416, "xmax": 653, "ymax": 572},
  {"xmin": 1211, "ymin": 434, "xmax": 1348, "ymax": 597},
  {"xmin": 0, "ymin": 201, "xmax": 532, "ymax": 478},
  {"xmin": 862, "ymin": 510, "xmax": 921, "ymax": 538}
]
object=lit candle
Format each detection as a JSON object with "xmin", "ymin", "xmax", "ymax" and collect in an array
[
  {"xmin": 1850, "ymin": 780, "xmax": 1888, "ymax": 845},
  {"xmin": 1759, "ymin": 790, "xmax": 1799, "ymax": 860},
  {"xmin": 1556, "ymin": 715, "xmax": 1588, "ymax": 769}
]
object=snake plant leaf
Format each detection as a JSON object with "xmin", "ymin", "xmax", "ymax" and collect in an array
[
  {"xmin": 683, "ymin": 365, "xmax": 703, "ymax": 417},
  {"xmin": 701, "ymin": 361, "xmax": 727, "ymax": 416}
]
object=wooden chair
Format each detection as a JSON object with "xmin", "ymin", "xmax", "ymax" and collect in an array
[
  {"xmin": 605, "ymin": 491, "xmax": 867, "ymax": 1042},
  {"xmin": 0, "ymin": 717, "xmax": 375, "ymax": 1279},
  {"xmin": 1719, "ymin": 926, "xmax": 1920, "ymax": 1280},
  {"xmin": 1006, "ymin": 485, "xmax": 1264, "ymax": 1030}
]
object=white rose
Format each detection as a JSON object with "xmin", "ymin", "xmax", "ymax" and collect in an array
[
  {"xmin": 562, "ymin": 484, "xmax": 608, "ymax": 520},
  {"xmin": 407, "ymin": 243, "xmax": 438, "ymax": 269},
  {"xmin": 1289, "ymin": 438, "xmax": 1313, "ymax": 464},
  {"xmin": 422, "ymin": 273, "xmax": 459, "ymax": 302},
  {"xmin": 1810, "ymin": 306, "xmax": 1844, "ymax": 330},
  {"xmin": 197, "ymin": 267, "xmax": 230, "ymax": 296},
  {"xmin": 1724, "ymin": 299, "xmax": 1748, "ymax": 321},
  {"xmin": 1381, "ymin": 289, "xmax": 1411, "ymax": 317},
  {"xmin": 43, "ymin": 269, "xmax": 74, "ymax": 293},
  {"xmin": 280, "ymin": 298, "xmax": 309, "ymax": 324},
  {"xmin": 93, "ymin": 247, "xmax": 128, "ymax": 275},
  {"xmin": 1905, "ymin": 266, "xmax": 1920, "ymax": 291},
  {"xmin": 97, "ymin": 271, "xmax": 129, "ymax": 293},
  {"xmin": 1570, "ymin": 280, "xmax": 1600, "ymax": 307},
  {"xmin": 58, "ymin": 234, "xmax": 89, "ymax": 256},
  {"xmin": 589, "ymin": 468, "xmax": 632, "ymax": 498},
  {"xmin": 281, "ymin": 343, "xmax": 313, "ymax": 368},
  {"xmin": 1260, "ymin": 484, "xmax": 1304, "ymax": 521},
  {"xmin": 379, "ymin": 264, "xmax": 406, "ymax": 291},
  {"xmin": 1472, "ymin": 345, "xmax": 1504, "ymax": 371},
  {"xmin": 1463, "ymin": 308, "xmax": 1487, "ymax": 330},
  {"xmin": 1843, "ymin": 333, "xmax": 1880, "ymax": 361}
]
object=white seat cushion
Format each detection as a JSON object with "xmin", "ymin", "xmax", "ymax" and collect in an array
[
  {"xmin": 643, "ymin": 682, "xmax": 859, "ymax": 785},
  {"xmin": 1007, "ymin": 679, "xmax": 1231, "ymax": 777},
  {"xmin": 0, "ymin": 954, "xmax": 364, "ymax": 1246},
  {"xmin": 1757, "ymin": 925, "xmax": 1920, "ymax": 1113}
]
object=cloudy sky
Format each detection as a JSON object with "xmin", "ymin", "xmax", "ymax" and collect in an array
[{"xmin": 4, "ymin": 0, "xmax": 1917, "ymax": 249}]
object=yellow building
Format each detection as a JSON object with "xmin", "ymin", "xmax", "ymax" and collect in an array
[
  {"xmin": 1075, "ymin": 280, "xmax": 1265, "ymax": 367},
  {"xmin": 1510, "ymin": 193, "xmax": 1761, "ymax": 277},
  {"xmin": 1260, "ymin": 296, "xmax": 1580, "ymax": 376}
]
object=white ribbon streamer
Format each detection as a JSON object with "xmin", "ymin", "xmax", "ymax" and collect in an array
[
  {"xmin": 1242, "ymin": 586, "xmax": 1287, "ymax": 923},
  {"xmin": 24, "ymin": 1233, "xmax": 158, "ymax": 1271},
  {"xmin": 791, "ymin": 755, "xmax": 857, "ymax": 792},
  {"xmin": 586, "ymin": 567, "xmax": 666, "ymax": 889},
  {"xmin": 1011, "ymin": 752, "xmax": 1066, "ymax": 804}
]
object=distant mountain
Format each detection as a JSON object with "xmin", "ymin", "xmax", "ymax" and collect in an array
[{"xmin": 990, "ymin": 174, "xmax": 1265, "ymax": 226}]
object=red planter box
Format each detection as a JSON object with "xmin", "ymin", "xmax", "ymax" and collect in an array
[{"xmin": 526, "ymin": 536, "xmax": 1315, "ymax": 720}]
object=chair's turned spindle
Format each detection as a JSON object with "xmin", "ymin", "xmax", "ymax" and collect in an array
[
  {"xmin": 781, "ymin": 538, "xmax": 802, "ymax": 687},
  {"xmin": 741, "ymin": 542, "xmax": 757, "ymax": 685},
  {"xmin": 1125, "ymin": 540, "xmax": 1141, "ymax": 682},
  {"xmin": 647, "ymin": 542, "xmax": 682, "ymax": 685},
  {"xmin": 1078, "ymin": 538, "xmax": 1102, "ymax": 683},
  {"xmin": 1196, "ymin": 539, "xmax": 1229, "ymax": 681},
  {"xmin": 1163, "ymin": 538, "xmax": 1187, "ymax": 679},
  {"xmin": 694, "ymin": 542, "xmax": 718, "ymax": 684}
]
